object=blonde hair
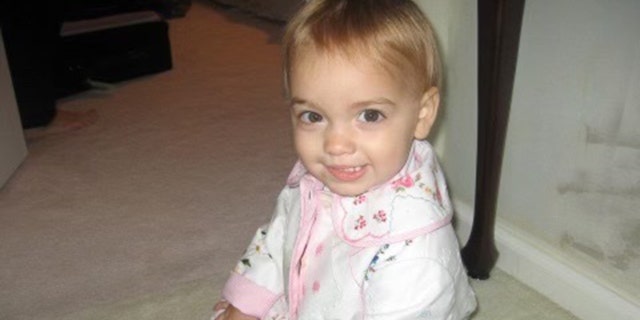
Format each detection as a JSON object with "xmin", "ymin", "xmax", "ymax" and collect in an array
[{"xmin": 283, "ymin": 0, "xmax": 441, "ymax": 97}]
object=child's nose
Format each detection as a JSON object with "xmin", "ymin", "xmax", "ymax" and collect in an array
[{"xmin": 324, "ymin": 125, "xmax": 355, "ymax": 156}]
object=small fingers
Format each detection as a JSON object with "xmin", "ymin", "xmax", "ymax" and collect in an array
[
  {"xmin": 212, "ymin": 308, "xmax": 227, "ymax": 320},
  {"xmin": 212, "ymin": 300, "xmax": 230, "ymax": 320},
  {"xmin": 214, "ymin": 300, "xmax": 229, "ymax": 311}
]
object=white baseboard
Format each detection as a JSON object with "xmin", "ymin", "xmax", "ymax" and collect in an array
[{"xmin": 453, "ymin": 200, "xmax": 640, "ymax": 320}]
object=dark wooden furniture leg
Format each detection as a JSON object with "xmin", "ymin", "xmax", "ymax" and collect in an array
[{"xmin": 461, "ymin": 0, "xmax": 525, "ymax": 280}]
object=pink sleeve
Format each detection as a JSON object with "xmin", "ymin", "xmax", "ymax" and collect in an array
[
  {"xmin": 220, "ymin": 188, "xmax": 292, "ymax": 318},
  {"xmin": 222, "ymin": 272, "xmax": 283, "ymax": 318}
]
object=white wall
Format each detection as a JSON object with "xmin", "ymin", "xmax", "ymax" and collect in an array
[
  {"xmin": 417, "ymin": 0, "xmax": 640, "ymax": 318},
  {"xmin": 416, "ymin": 0, "xmax": 478, "ymax": 205},
  {"xmin": 0, "ymin": 30, "xmax": 28, "ymax": 188},
  {"xmin": 502, "ymin": 0, "xmax": 640, "ymax": 304}
]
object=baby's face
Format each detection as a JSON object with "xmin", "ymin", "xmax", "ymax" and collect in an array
[{"xmin": 288, "ymin": 50, "xmax": 432, "ymax": 196}]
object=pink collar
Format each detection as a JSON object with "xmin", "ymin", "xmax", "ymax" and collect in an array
[{"xmin": 287, "ymin": 140, "xmax": 453, "ymax": 248}]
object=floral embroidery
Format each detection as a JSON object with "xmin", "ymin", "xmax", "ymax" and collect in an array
[
  {"xmin": 373, "ymin": 210, "xmax": 387, "ymax": 223},
  {"xmin": 353, "ymin": 194, "xmax": 367, "ymax": 205},
  {"xmin": 364, "ymin": 256, "xmax": 378, "ymax": 281},
  {"xmin": 391, "ymin": 175, "xmax": 414, "ymax": 192},
  {"xmin": 355, "ymin": 215, "xmax": 367, "ymax": 230},
  {"xmin": 234, "ymin": 227, "xmax": 272, "ymax": 273},
  {"xmin": 435, "ymin": 184, "xmax": 443, "ymax": 204},
  {"xmin": 364, "ymin": 244, "xmax": 390, "ymax": 281},
  {"xmin": 424, "ymin": 186, "xmax": 434, "ymax": 195}
]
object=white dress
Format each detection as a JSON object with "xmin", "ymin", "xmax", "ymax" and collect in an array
[{"xmin": 219, "ymin": 141, "xmax": 477, "ymax": 319}]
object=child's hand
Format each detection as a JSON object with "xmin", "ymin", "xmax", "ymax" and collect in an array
[
  {"xmin": 212, "ymin": 300, "xmax": 229, "ymax": 319},
  {"xmin": 213, "ymin": 300, "xmax": 258, "ymax": 320}
]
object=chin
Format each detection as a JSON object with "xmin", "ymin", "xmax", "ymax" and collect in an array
[{"xmin": 325, "ymin": 184, "xmax": 368, "ymax": 197}]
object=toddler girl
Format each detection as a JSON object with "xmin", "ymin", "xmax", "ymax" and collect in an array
[{"xmin": 213, "ymin": 0, "xmax": 477, "ymax": 319}]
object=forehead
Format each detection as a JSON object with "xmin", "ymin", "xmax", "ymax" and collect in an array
[
  {"xmin": 290, "ymin": 49, "xmax": 393, "ymax": 90},
  {"xmin": 293, "ymin": 48, "xmax": 394, "ymax": 83},
  {"xmin": 294, "ymin": 47, "xmax": 374, "ymax": 72},
  {"xmin": 288, "ymin": 45, "xmax": 421, "ymax": 96},
  {"xmin": 288, "ymin": 48, "xmax": 424, "ymax": 109}
]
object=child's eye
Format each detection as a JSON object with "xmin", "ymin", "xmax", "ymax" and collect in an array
[
  {"xmin": 358, "ymin": 109, "xmax": 385, "ymax": 123},
  {"xmin": 299, "ymin": 111, "xmax": 324, "ymax": 123}
]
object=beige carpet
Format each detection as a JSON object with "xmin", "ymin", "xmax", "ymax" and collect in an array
[{"xmin": 0, "ymin": 2, "xmax": 577, "ymax": 319}]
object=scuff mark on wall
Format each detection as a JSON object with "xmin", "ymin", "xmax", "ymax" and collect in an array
[
  {"xmin": 557, "ymin": 173, "xmax": 640, "ymax": 197},
  {"xmin": 584, "ymin": 102, "xmax": 624, "ymax": 146},
  {"xmin": 556, "ymin": 76, "xmax": 640, "ymax": 282},
  {"xmin": 496, "ymin": 0, "xmax": 640, "ymax": 304},
  {"xmin": 561, "ymin": 233, "xmax": 605, "ymax": 262},
  {"xmin": 624, "ymin": 224, "xmax": 640, "ymax": 249},
  {"xmin": 585, "ymin": 102, "xmax": 640, "ymax": 150},
  {"xmin": 561, "ymin": 224, "xmax": 640, "ymax": 272}
]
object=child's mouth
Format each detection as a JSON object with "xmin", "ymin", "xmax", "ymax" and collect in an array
[{"xmin": 327, "ymin": 165, "xmax": 366, "ymax": 182}]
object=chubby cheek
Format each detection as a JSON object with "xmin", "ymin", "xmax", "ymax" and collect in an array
[
  {"xmin": 365, "ymin": 135, "xmax": 412, "ymax": 176},
  {"xmin": 293, "ymin": 131, "xmax": 320, "ymax": 162},
  {"xmin": 375, "ymin": 146, "xmax": 406, "ymax": 174}
]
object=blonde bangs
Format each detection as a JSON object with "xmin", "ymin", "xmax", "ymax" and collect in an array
[{"xmin": 283, "ymin": 0, "xmax": 441, "ymax": 97}]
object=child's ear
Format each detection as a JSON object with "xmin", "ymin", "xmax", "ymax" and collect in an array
[{"xmin": 414, "ymin": 87, "xmax": 440, "ymax": 139}]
